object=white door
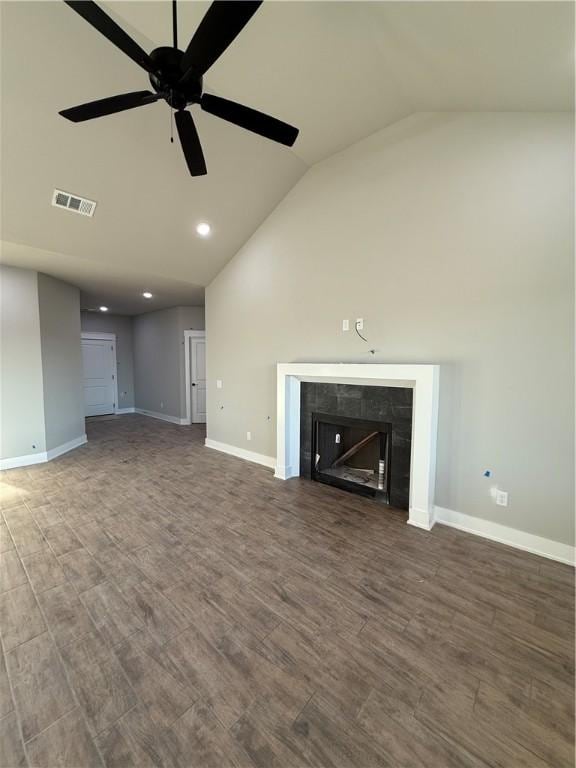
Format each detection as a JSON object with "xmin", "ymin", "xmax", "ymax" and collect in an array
[
  {"xmin": 81, "ymin": 339, "xmax": 116, "ymax": 416},
  {"xmin": 191, "ymin": 338, "xmax": 206, "ymax": 423}
]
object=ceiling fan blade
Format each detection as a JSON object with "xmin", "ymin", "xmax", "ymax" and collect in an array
[
  {"xmin": 59, "ymin": 91, "xmax": 161, "ymax": 122},
  {"xmin": 175, "ymin": 110, "xmax": 207, "ymax": 176},
  {"xmin": 201, "ymin": 94, "xmax": 298, "ymax": 147},
  {"xmin": 63, "ymin": 1, "xmax": 155, "ymax": 73},
  {"xmin": 180, "ymin": 1, "xmax": 262, "ymax": 81}
]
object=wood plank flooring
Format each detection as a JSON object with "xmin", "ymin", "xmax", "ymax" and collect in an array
[{"xmin": 0, "ymin": 414, "xmax": 573, "ymax": 767}]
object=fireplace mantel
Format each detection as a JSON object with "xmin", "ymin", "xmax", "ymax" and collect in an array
[{"xmin": 275, "ymin": 363, "xmax": 440, "ymax": 530}]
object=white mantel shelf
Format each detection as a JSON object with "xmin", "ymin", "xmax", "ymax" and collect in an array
[{"xmin": 275, "ymin": 363, "xmax": 440, "ymax": 531}]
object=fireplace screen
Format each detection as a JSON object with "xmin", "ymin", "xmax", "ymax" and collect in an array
[{"xmin": 311, "ymin": 413, "xmax": 392, "ymax": 502}]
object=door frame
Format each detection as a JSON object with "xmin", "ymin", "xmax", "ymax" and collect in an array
[
  {"xmin": 81, "ymin": 332, "xmax": 119, "ymax": 415},
  {"xmin": 184, "ymin": 330, "xmax": 206, "ymax": 425}
]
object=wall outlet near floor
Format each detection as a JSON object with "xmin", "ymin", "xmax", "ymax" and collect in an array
[
  {"xmin": 356, "ymin": 318, "xmax": 364, "ymax": 330},
  {"xmin": 342, "ymin": 319, "xmax": 349, "ymax": 332},
  {"xmin": 495, "ymin": 490, "xmax": 509, "ymax": 506},
  {"xmin": 246, "ymin": 431, "xmax": 251, "ymax": 441}
]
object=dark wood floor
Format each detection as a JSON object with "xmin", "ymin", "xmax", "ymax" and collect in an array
[{"xmin": 0, "ymin": 415, "xmax": 574, "ymax": 768}]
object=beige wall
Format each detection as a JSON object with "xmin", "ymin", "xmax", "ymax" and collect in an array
[
  {"xmin": 81, "ymin": 312, "xmax": 135, "ymax": 409},
  {"xmin": 133, "ymin": 306, "xmax": 205, "ymax": 420},
  {"xmin": 38, "ymin": 273, "xmax": 84, "ymax": 451},
  {"xmin": 206, "ymin": 113, "xmax": 574, "ymax": 546},
  {"xmin": 0, "ymin": 265, "xmax": 46, "ymax": 459}
]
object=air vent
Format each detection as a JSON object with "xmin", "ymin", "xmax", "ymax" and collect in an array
[{"xmin": 52, "ymin": 189, "xmax": 96, "ymax": 217}]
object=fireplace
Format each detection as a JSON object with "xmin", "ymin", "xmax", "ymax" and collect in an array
[
  {"xmin": 311, "ymin": 412, "xmax": 392, "ymax": 502},
  {"xmin": 276, "ymin": 364, "xmax": 439, "ymax": 529},
  {"xmin": 300, "ymin": 383, "xmax": 413, "ymax": 509}
]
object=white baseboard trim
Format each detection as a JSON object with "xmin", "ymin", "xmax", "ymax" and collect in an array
[
  {"xmin": 434, "ymin": 505, "xmax": 575, "ymax": 566},
  {"xmin": 46, "ymin": 433, "xmax": 87, "ymax": 461},
  {"xmin": 135, "ymin": 408, "xmax": 188, "ymax": 426},
  {"xmin": 1, "ymin": 433, "xmax": 87, "ymax": 471},
  {"xmin": 115, "ymin": 407, "xmax": 135, "ymax": 415},
  {"xmin": 0, "ymin": 451, "xmax": 47, "ymax": 471},
  {"xmin": 205, "ymin": 438, "xmax": 276, "ymax": 470}
]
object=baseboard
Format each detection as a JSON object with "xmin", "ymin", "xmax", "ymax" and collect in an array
[
  {"xmin": 135, "ymin": 408, "xmax": 188, "ymax": 426},
  {"xmin": 434, "ymin": 505, "xmax": 575, "ymax": 566},
  {"xmin": 115, "ymin": 407, "xmax": 135, "ymax": 415},
  {"xmin": 46, "ymin": 433, "xmax": 87, "ymax": 461},
  {"xmin": 0, "ymin": 450, "xmax": 47, "ymax": 471},
  {"xmin": 1, "ymin": 433, "xmax": 87, "ymax": 471},
  {"xmin": 205, "ymin": 438, "xmax": 276, "ymax": 470}
]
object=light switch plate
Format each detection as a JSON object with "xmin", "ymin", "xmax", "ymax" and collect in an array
[
  {"xmin": 216, "ymin": 379, "xmax": 222, "ymax": 389},
  {"xmin": 342, "ymin": 319, "xmax": 349, "ymax": 332}
]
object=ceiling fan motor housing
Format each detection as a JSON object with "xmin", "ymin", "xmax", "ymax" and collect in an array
[{"xmin": 148, "ymin": 47, "xmax": 202, "ymax": 109}]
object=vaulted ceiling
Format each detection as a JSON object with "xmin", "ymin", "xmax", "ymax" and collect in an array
[{"xmin": 1, "ymin": 1, "xmax": 572, "ymax": 314}]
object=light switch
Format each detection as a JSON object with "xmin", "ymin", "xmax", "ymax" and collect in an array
[
  {"xmin": 342, "ymin": 319, "xmax": 349, "ymax": 332},
  {"xmin": 216, "ymin": 379, "xmax": 223, "ymax": 389}
]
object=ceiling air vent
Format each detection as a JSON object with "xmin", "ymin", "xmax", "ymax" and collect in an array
[{"xmin": 51, "ymin": 189, "xmax": 96, "ymax": 217}]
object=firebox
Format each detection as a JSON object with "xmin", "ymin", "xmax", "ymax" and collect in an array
[{"xmin": 311, "ymin": 412, "xmax": 392, "ymax": 502}]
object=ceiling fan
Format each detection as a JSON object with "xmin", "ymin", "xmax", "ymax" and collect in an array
[{"xmin": 59, "ymin": 0, "xmax": 299, "ymax": 175}]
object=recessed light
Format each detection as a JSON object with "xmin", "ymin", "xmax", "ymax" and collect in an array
[
  {"xmin": 99, "ymin": 306, "xmax": 109, "ymax": 312},
  {"xmin": 196, "ymin": 222, "xmax": 211, "ymax": 237},
  {"xmin": 142, "ymin": 291, "xmax": 153, "ymax": 299}
]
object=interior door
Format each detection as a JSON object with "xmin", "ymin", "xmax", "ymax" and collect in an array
[
  {"xmin": 191, "ymin": 338, "xmax": 206, "ymax": 423},
  {"xmin": 81, "ymin": 339, "xmax": 116, "ymax": 416}
]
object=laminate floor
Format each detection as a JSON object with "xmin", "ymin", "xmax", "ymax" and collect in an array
[{"xmin": 0, "ymin": 414, "xmax": 573, "ymax": 768}]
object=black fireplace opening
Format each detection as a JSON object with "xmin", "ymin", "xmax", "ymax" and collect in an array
[
  {"xmin": 300, "ymin": 383, "xmax": 412, "ymax": 509},
  {"xmin": 311, "ymin": 412, "xmax": 392, "ymax": 502}
]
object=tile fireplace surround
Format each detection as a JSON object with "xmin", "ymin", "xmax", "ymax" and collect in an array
[{"xmin": 275, "ymin": 363, "xmax": 440, "ymax": 530}]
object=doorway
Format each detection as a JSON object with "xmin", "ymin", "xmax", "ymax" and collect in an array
[
  {"xmin": 81, "ymin": 333, "xmax": 118, "ymax": 416},
  {"xmin": 184, "ymin": 330, "xmax": 206, "ymax": 424}
]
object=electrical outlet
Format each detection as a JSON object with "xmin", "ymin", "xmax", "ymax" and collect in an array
[
  {"xmin": 495, "ymin": 490, "xmax": 508, "ymax": 506},
  {"xmin": 342, "ymin": 319, "xmax": 349, "ymax": 332},
  {"xmin": 246, "ymin": 431, "xmax": 251, "ymax": 441},
  {"xmin": 356, "ymin": 318, "xmax": 364, "ymax": 330},
  {"xmin": 216, "ymin": 379, "xmax": 223, "ymax": 389}
]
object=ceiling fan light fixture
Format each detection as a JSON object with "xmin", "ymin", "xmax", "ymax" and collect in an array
[
  {"xmin": 196, "ymin": 222, "xmax": 211, "ymax": 237},
  {"xmin": 59, "ymin": 1, "xmax": 299, "ymax": 176}
]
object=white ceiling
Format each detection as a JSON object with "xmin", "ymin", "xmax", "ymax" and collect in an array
[{"xmin": 1, "ymin": 1, "xmax": 572, "ymax": 314}]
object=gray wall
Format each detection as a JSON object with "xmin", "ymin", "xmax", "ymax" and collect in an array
[
  {"xmin": 38, "ymin": 273, "xmax": 85, "ymax": 451},
  {"xmin": 0, "ymin": 266, "xmax": 85, "ymax": 461},
  {"xmin": 80, "ymin": 312, "xmax": 135, "ymax": 409},
  {"xmin": 133, "ymin": 306, "xmax": 205, "ymax": 420},
  {"xmin": 0, "ymin": 265, "xmax": 46, "ymax": 458},
  {"xmin": 206, "ymin": 113, "xmax": 574, "ymax": 546}
]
